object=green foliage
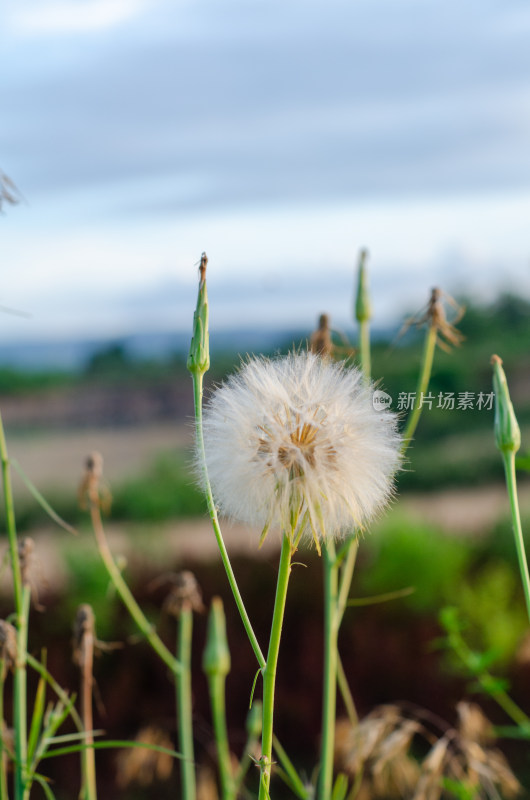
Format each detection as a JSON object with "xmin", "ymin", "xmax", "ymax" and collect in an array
[
  {"xmin": 359, "ymin": 516, "xmax": 472, "ymax": 613},
  {"xmin": 109, "ymin": 454, "xmax": 205, "ymax": 521}
]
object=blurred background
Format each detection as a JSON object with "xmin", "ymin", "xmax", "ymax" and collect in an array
[{"xmin": 2, "ymin": 1, "xmax": 530, "ymax": 797}]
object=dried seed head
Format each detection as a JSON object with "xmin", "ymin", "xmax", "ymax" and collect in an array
[
  {"xmin": 18, "ymin": 537, "xmax": 35, "ymax": 587},
  {"xmin": 163, "ymin": 571, "xmax": 204, "ymax": 617},
  {"xmin": 339, "ymin": 705, "xmax": 403, "ymax": 775},
  {"xmin": 116, "ymin": 726, "xmax": 173, "ymax": 787},
  {"xmin": 413, "ymin": 736, "xmax": 450, "ymax": 800},
  {"xmin": 310, "ymin": 313, "xmax": 333, "ymax": 359},
  {"xmin": 78, "ymin": 452, "xmax": 111, "ymax": 512},
  {"xmin": 0, "ymin": 620, "xmax": 17, "ymax": 677},
  {"xmin": 401, "ymin": 287, "xmax": 465, "ymax": 352},
  {"xmin": 72, "ymin": 604, "xmax": 96, "ymax": 668},
  {"xmin": 456, "ymin": 702, "xmax": 494, "ymax": 746}
]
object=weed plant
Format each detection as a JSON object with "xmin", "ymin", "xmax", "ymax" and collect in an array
[{"xmin": 0, "ymin": 252, "xmax": 529, "ymax": 800}]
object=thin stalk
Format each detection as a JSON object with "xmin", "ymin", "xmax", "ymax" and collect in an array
[
  {"xmin": 401, "ymin": 324, "xmax": 437, "ymax": 451},
  {"xmin": 0, "ymin": 411, "xmax": 27, "ymax": 800},
  {"xmin": 336, "ymin": 539, "xmax": 359, "ymax": 626},
  {"xmin": 207, "ymin": 673, "xmax": 234, "ymax": 800},
  {"xmin": 319, "ymin": 540, "xmax": 339, "ymax": 800},
  {"xmin": 503, "ymin": 452, "xmax": 530, "ymax": 622},
  {"xmin": 0, "ymin": 660, "xmax": 8, "ymax": 800},
  {"xmin": 258, "ymin": 534, "xmax": 292, "ymax": 800},
  {"xmin": 336, "ymin": 656, "xmax": 358, "ymax": 727},
  {"xmin": 16, "ymin": 586, "xmax": 30, "ymax": 800},
  {"xmin": 176, "ymin": 608, "xmax": 195, "ymax": 800},
  {"xmin": 0, "ymin": 412, "xmax": 23, "ymax": 613},
  {"xmin": 193, "ymin": 372, "xmax": 266, "ymax": 670},
  {"xmin": 78, "ymin": 621, "xmax": 97, "ymax": 800},
  {"xmin": 89, "ymin": 503, "xmax": 181, "ymax": 677},
  {"xmin": 358, "ymin": 321, "xmax": 370, "ymax": 383}
]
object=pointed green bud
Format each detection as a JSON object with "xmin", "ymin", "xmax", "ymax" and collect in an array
[
  {"xmin": 245, "ymin": 700, "xmax": 262, "ymax": 739},
  {"xmin": 354, "ymin": 249, "xmax": 371, "ymax": 323},
  {"xmin": 492, "ymin": 355, "xmax": 521, "ymax": 455},
  {"xmin": 202, "ymin": 596, "xmax": 231, "ymax": 677},
  {"xmin": 187, "ymin": 252, "xmax": 210, "ymax": 376}
]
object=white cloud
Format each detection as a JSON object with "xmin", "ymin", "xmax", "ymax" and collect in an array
[{"xmin": 7, "ymin": 0, "xmax": 152, "ymax": 35}]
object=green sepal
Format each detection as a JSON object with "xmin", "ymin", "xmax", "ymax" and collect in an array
[
  {"xmin": 187, "ymin": 253, "xmax": 210, "ymax": 377},
  {"xmin": 202, "ymin": 597, "xmax": 231, "ymax": 677},
  {"xmin": 491, "ymin": 355, "xmax": 521, "ymax": 454}
]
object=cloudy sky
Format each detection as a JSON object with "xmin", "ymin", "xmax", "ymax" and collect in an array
[{"xmin": 1, "ymin": 0, "xmax": 530, "ymax": 345}]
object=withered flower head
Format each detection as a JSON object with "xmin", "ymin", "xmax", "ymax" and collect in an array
[{"xmin": 163, "ymin": 571, "xmax": 204, "ymax": 617}]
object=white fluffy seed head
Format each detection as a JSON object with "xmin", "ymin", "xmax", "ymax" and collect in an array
[{"xmin": 201, "ymin": 352, "xmax": 401, "ymax": 547}]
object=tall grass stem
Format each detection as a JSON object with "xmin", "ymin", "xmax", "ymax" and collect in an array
[
  {"xmin": 258, "ymin": 534, "xmax": 292, "ymax": 800},
  {"xmin": 176, "ymin": 608, "xmax": 196, "ymax": 800},
  {"xmin": 402, "ymin": 324, "xmax": 437, "ymax": 451},
  {"xmin": 502, "ymin": 452, "xmax": 530, "ymax": 622}
]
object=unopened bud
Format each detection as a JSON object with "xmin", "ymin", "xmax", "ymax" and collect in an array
[
  {"xmin": 246, "ymin": 700, "xmax": 262, "ymax": 739},
  {"xmin": 187, "ymin": 252, "xmax": 210, "ymax": 377},
  {"xmin": 354, "ymin": 249, "xmax": 371, "ymax": 323},
  {"xmin": 202, "ymin": 597, "xmax": 230, "ymax": 677},
  {"xmin": 491, "ymin": 355, "xmax": 521, "ymax": 455}
]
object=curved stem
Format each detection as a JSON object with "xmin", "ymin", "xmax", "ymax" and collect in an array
[
  {"xmin": 503, "ymin": 452, "xmax": 530, "ymax": 622},
  {"xmin": 401, "ymin": 324, "xmax": 437, "ymax": 452},
  {"xmin": 193, "ymin": 372, "xmax": 266, "ymax": 670},
  {"xmin": 90, "ymin": 504, "xmax": 181, "ymax": 677},
  {"xmin": 176, "ymin": 608, "xmax": 196, "ymax": 800},
  {"xmin": 258, "ymin": 535, "xmax": 292, "ymax": 800}
]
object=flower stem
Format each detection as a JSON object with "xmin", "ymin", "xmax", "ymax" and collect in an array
[
  {"xmin": 258, "ymin": 534, "xmax": 292, "ymax": 800},
  {"xmin": 192, "ymin": 372, "xmax": 266, "ymax": 670},
  {"xmin": 176, "ymin": 608, "xmax": 196, "ymax": 800},
  {"xmin": 318, "ymin": 540, "xmax": 339, "ymax": 800},
  {"xmin": 0, "ymin": 410, "xmax": 28, "ymax": 800},
  {"xmin": 358, "ymin": 320, "xmax": 371, "ymax": 383},
  {"xmin": 206, "ymin": 672, "xmax": 234, "ymax": 800},
  {"xmin": 0, "ymin": 659, "xmax": 7, "ymax": 800},
  {"xmin": 401, "ymin": 323, "xmax": 437, "ymax": 451},
  {"xmin": 89, "ymin": 503, "xmax": 181, "ymax": 677},
  {"xmin": 15, "ymin": 586, "xmax": 30, "ymax": 800},
  {"xmin": 502, "ymin": 452, "xmax": 530, "ymax": 622}
]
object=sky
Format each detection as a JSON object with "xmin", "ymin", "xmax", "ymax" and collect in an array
[{"xmin": 1, "ymin": 0, "xmax": 530, "ymax": 346}]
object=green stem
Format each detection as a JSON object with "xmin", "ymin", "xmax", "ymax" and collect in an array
[
  {"xmin": 176, "ymin": 608, "xmax": 195, "ymax": 800},
  {"xmin": 318, "ymin": 537, "xmax": 358, "ymax": 800},
  {"xmin": 258, "ymin": 535, "xmax": 292, "ymax": 800},
  {"xmin": 15, "ymin": 587, "xmax": 30, "ymax": 800},
  {"xmin": 207, "ymin": 673, "xmax": 234, "ymax": 800},
  {"xmin": 193, "ymin": 372, "xmax": 266, "ymax": 670},
  {"xmin": 336, "ymin": 539, "xmax": 359, "ymax": 626},
  {"xmin": 502, "ymin": 452, "xmax": 530, "ymax": 622},
  {"xmin": 319, "ymin": 541, "xmax": 339, "ymax": 800},
  {"xmin": 90, "ymin": 504, "xmax": 181, "ymax": 677},
  {"xmin": 401, "ymin": 324, "xmax": 437, "ymax": 452},
  {"xmin": 336, "ymin": 655, "xmax": 358, "ymax": 727},
  {"xmin": 0, "ymin": 412, "xmax": 23, "ymax": 614},
  {"xmin": 0, "ymin": 410, "xmax": 27, "ymax": 799},
  {"xmin": 358, "ymin": 320, "xmax": 371, "ymax": 383},
  {"xmin": 0, "ymin": 660, "xmax": 8, "ymax": 800}
]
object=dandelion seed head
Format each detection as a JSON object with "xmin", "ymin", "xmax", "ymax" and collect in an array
[{"xmin": 201, "ymin": 352, "xmax": 400, "ymax": 546}]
